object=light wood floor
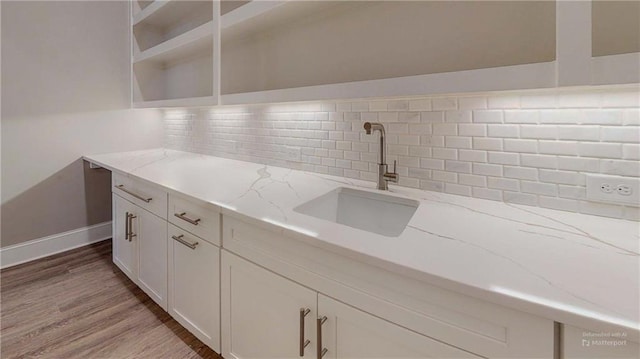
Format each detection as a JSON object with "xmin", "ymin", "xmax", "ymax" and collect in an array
[{"xmin": 0, "ymin": 240, "xmax": 222, "ymax": 359}]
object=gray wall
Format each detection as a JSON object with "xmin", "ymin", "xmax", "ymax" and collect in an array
[{"xmin": 1, "ymin": 1, "xmax": 164, "ymax": 247}]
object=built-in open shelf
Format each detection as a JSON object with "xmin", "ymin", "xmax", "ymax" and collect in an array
[
  {"xmin": 134, "ymin": 21, "xmax": 214, "ymax": 64},
  {"xmin": 131, "ymin": 0, "xmax": 218, "ymax": 106},
  {"xmin": 130, "ymin": 0, "xmax": 640, "ymax": 108}
]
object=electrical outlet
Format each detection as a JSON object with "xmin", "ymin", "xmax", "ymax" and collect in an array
[{"xmin": 586, "ymin": 174, "xmax": 640, "ymax": 207}]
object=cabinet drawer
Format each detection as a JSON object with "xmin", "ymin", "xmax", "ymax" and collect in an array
[
  {"xmin": 112, "ymin": 172, "xmax": 167, "ymax": 219},
  {"xmin": 169, "ymin": 194, "xmax": 220, "ymax": 246}
]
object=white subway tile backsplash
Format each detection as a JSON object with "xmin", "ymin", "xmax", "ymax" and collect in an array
[
  {"xmin": 473, "ymin": 187, "xmax": 503, "ymax": 201},
  {"xmin": 556, "ymin": 125, "xmax": 599, "ymax": 141},
  {"xmin": 473, "ymin": 137, "xmax": 503, "ymax": 151},
  {"xmin": 623, "ymin": 109, "xmax": 640, "ymax": 125},
  {"xmin": 458, "ymin": 149, "xmax": 487, "ymax": 163},
  {"xmin": 520, "ymin": 154, "xmax": 558, "ymax": 169},
  {"xmin": 421, "ymin": 158, "xmax": 445, "ymax": 170},
  {"xmin": 538, "ymin": 141, "xmax": 578, "ymax": 156},
  {"xmin": 600, "ymin": 126, "xmax": 640, "ymax": 143},
  {"xmin": 521, "ymin": 181, "xmax": 557, "ymax": 196},
  {"xmin": 458, "ymin": 124, "xmax": 487, "ymax": 137},
  {"xmin": 488, "ymin": 152, "xmax": 519, "ymax": 165},
  {"xmin": 166, "ymin": 87, "xmax": 639, "ymax": 220},
  {"xmin": 445, "ymin": 160, "xmax": 472, "ymax": 173},
  {"xmin": 459, "ymin": 173, "xmax": 487, "ymax": 187},
  {"xmin": 504, "ymin": 110, "xmax": 539, "ymax": 124},
  {"xmin": 582, "ymin": 109, "xmax": 624, "ymax": 125},
  {"xmin": 445, "ymin": 110, "xmax": 472, "ymax": 123},
  {"xmin": 473, "ymin": 110, "xmax": 504, "ymax": 123},
  {"xmin": 520, "ymin": 125, "xmax": 557, "ymax": 139},
  {"xmin": 432, "ymin": 97, "xmax": 457, "ymax": 111},
  {"xmin": 445, "ymin": 136, "xmax": 472, "ymax": 149},
  {"xmin": 504, "ymin": 139, "xmax": 538, "ymax": 153},
  {"xmin": 487, "ymin": 95, "xmax": 520, "ymax": 109},
  {"xmin": 488, "ymin": 177, "xmax": 520, "ymax": 191},
  {"xmin": 432, "ymin": 123, "xmax": 457, "ymax": 136},
  {"xmin": 487, "ymin": 124, "xmax": 519, "ymax": 138},
  {"xmin": 432, "ymin": 147, "xmax": 458, "ymax": 160},
  {"xmin": 421, "ymin": 111, "xmax": 444, "ymax": 123},
  {"xmin": 578, "ymin": 143, "xmax": 623, "ymax": 158},
  {"xmin": 539, "ymin": 196, "xmax": 579, "ymax": 212},
  {"xmin": 504, "ymin": 191, "xmax": 538, "ymax": 206},
  {"xmin": 539, "ymin": 170, "xmax": 585, "ymax": 185},
  {"xmin": 622, "ymin": 144, "xmax": 640, "ymax": 160},
  {"xmin": 432, "ymin": 170, "xmax": 457, "ymax": 183},
  {"xmin": 458, "ymin": 97, "xmax": 487, "ymax": 110},
  {"xmin": 599, "ymin": 159, "xmax": 640, "ymax": 177},
  {"xmin": 445, "ymin": 183, "xmax": 472, "ymax": 196},
  {"xmin": 557, "ymin": 156, "xmax": 600, "ymax": 172},
  {"xmin": 558, "ymin": 185, "xmax": 586, "ymax": 200},
  {"xmin": 473, "ymin": 163, "xmax": 503, "ymax": 177},
  {"xmin": 409, "ymin": 99, "xmax": 431, "ymax": 111},
  {"xmin": 504, "ymin": 166, "xmax": 538, "ymax": 180}
]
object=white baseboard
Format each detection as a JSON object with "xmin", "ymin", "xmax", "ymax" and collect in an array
[{"xmin": 0, "ymin": 221, "xmax": 112, "ymax": 269}]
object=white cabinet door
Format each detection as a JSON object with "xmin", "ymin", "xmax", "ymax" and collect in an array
[
  {"xmin": 113, "ymin": 194, "xmax": 137, "ymax": 281},
  {"xmin": 221, "ymin": 251, "xmax": 317, "ymax": 359},
  {"xmin": 318, "ymin": 294, "xmax": 481, "ymax": 359},
  {"xmin": 136, "ymin": 206, "xmax": 168, "ymax": 310},
  {"xmin": 168, "ymin": 224, "xmax": 220, "ymax": 352}
]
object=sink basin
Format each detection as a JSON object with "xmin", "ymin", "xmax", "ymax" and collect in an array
[{"xmin": 294, "ymin": 187, "xmax": 419, "ymax": 237}]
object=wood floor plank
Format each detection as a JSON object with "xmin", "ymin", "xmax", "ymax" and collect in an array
[{"xmin": 0, "ymin": 240, "xmax": 222, "ymax": 359}]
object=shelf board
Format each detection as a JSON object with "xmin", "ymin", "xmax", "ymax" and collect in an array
[
  {"xmin": 133, "ymin": 21, "xmax": 214, "ymax": 64},
  {"xmin": 133, "ymin": 96, "xmax": 218, "ymax": 108},
  {"xmin": 221, "ymin": 1, "xmax": 347, "ymax": 40},
  {"xmin": 591, "ymin": 52, "xmax": 640, "ymax": 85},
  {"xmin": 132, "ymin": 0, "xmax": 170, "ymax": 26},
  {"xmin": 133, "ymin": 0, "xmax": 212, "ymax": 27},
  {"xmin": 220, "ymin": 62, "xmax": 557, "ymax": 105}
]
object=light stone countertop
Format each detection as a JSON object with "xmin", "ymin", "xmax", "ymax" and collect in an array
[{"xmin": 84, "ymin": 148, "xmax": 640, "ymax": 339}]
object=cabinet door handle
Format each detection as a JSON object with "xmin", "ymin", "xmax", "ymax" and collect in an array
[
  {"xmin": 125, "ymin": 211, "xmax": 130, "ymax": 241},
  {"xmin": 115, "ymin": 184, "xmax": 152, "ymax": 203},
  {"xmin": 316, "ymin": 316, "xmax": 328, "ymax": 359},
  {"xmin": 174, "ymin": 212, "xmax": 201, "ymax": 226},
  {"xmin": 172, "ymin": 234, "xmax": 198, "ymax": 250},
  {"xmin": 300, "ymin": 308, "xmax": 311, "ymax": 356},
  {"xmin": 127, "ymin": 213, "xmax": 137, "ymax": 241}
]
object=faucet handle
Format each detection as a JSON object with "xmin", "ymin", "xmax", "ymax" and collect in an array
[{"xmin": 393, "ymin": 160, "xmax": 397, "ymax": 174}]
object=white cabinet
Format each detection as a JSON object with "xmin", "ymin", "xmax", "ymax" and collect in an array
[
  {"xmin": 113, "ymin": 194, "xmax": 137, "ymax": 280},
  {"xmin": 168, "ymin": 224, "xmax": 220, "ymax": 352},
  {"xmin": 221, "ymin": 251, "xmax": 480, "ymax": 359},
  {"xmin": 317, "ymin": 294, "xmax": 479, "ymax": 359},
  {"xmin": 221, "ymin": 251, "xmax": 317, "ymax": 359},
  {"xmin": 112, "ymin": 191, "xmax": 168, "ymax": 310},
  {"xmin": 135, "ymin": 204, "xmax": 168, "ymax": 309}
]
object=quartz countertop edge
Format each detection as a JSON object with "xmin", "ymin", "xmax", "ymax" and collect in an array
[{"xmin": 83, "ymin": 149, "xmax": 640, "ymax": 339}]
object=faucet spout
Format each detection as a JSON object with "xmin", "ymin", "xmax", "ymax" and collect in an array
[{"xmin": 363, "ymin": 122, "xmax": 398, "ymax": 190}]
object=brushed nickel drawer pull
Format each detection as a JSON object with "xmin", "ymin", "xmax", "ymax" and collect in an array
[
  {"xmin": 300, "ymin": 308, "xmax": 311, "ymax": 356},
  {"xmin": 125, "ymin": 211, "xmax": 130, "ymax": 241},
  {"xmin": 174, "ymin": 212, "xmax": 201, "ymax": 226},
  {"xmin": 127, "ymin": 213, "xmax": 137, "ymax": 241},
  {"xmin": 115, "ymin": 185, "xmax": 152, "ymax": 203},
  {"xmin": 172, "ymin": 235, "xmax": 198, "ymax": 250},
  {"xmin": 317, "ymin": 316, "xmax": 328, "ymax": 359}
]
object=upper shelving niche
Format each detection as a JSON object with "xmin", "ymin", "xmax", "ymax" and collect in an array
[
  {"xmin": 219, "ymin": 1, "xmax": 557, "ymax": 104},
  {"xmin": 132, "ymin": 0, "xmax": 218, "ymax": 107},
  {"xmin": 590, "ymin": 0, "xmax": 640, "ymax": 85}
]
